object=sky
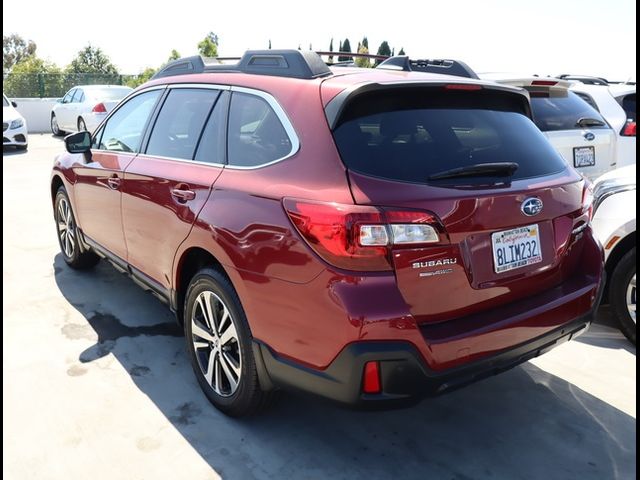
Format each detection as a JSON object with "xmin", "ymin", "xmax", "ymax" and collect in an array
[{"xmin": 3, "ymin": 0, "xmax": 636, "ymax": 80}]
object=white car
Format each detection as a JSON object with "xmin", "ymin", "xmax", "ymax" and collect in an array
[
  {"xmin": 570, "ymin": 82, "xmax": 636, "ymax": 170},
  {"xmin": 51, "ymin": 85, "xmax": 133, "ymax": 135},
  {"xmin": 481, "ymin": 75, "xmax": 616, "ymax": 180},
  {"xmin": 2, "ymin": 93, "xmax": 28, "ymax": 150},
  {"xmin": 591, "ymin": 164, "xmax": 636, "ymax": 344}
]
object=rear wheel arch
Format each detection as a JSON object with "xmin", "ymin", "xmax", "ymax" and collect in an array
[
  {"xmin": 51, "ymin": 175, "xmax": 64, "ymax": 205},
  {"xmin": 606, "ymin": 231, "xmax": 637, "ymax": 280},
  {"xmin": 174, "ymin": 247, "xmax": 232, "ymax": 325}
]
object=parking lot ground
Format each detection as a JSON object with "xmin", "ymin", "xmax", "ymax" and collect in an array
[{"xmin": 3, "ymin": 134, "xmax": 636, "ymax": 480}]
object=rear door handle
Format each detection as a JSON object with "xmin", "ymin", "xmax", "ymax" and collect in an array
[
  {"xmin": 107, "ymin": 175, "xmax": 121, "ymax": 190},
  {"xmin": 170, "ymin": 187, "xmax": 196, "ymax": 203}
]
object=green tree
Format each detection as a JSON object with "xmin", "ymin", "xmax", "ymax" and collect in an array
[
  {"xmin": 328, "ymin": 38, "xmax": 334, "ymax": 63},
  {"xmin": 125, "ymin": 67, "xmax": 156, "ymax": 88},
  {"xmin": 339, "ymin": 38, "xmax": 352, "ymax": 62},
  {"xmin": 398, "ymin": 47, "xmax": 406, "ymax": 55},
  {"xmin": 375, "ymin": 41, "xmax": 391, "ymax": 65},
  {"xmin": 362, "ymin": 37, "xmax": 369, "ymax": 49},
  {"xmin": 67, "ymin": 45, "xmax": 118, "ymax": 74},
  {"xmin": 168, "ymin": 49, "xmax": 181, "ymax": 61},
  {"xmin": 198, "ymin": 32, "xmax": 219, "ymax": 57},
  {"xmin": 4, "ymin": 56, "xmax": 62, "ymax": 97},
  {"xmin": 3, "ymin": 34, "xmax": 37, "ymax": 72},
  {"xmin": 354, "ymin": 46, "xmax": 371, "ymax": 68},
  {"xmin": 268, "ymin": 39, "xmax": 272, "ymax": 49}
]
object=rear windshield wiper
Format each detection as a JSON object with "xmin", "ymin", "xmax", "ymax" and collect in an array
[
  {"xmin": 575, "ymin": 117, "xmax": 606, "ymax": 127},
  {"xmin": 428, "ymin": 162, "xmax": 519, "ymax": 181}
]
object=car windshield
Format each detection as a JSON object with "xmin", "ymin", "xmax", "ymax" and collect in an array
[
  {"xmin": 2, "ymin": 95, "xmax": 9, "ymax": 107},
  {"xmin": 89, "ymin": 87, "xmax": 132, "ymax": 101},
  {"xmin": 332, "ymin": 87, "xmax": 568, "ymax": 185},
  {"xmin": 529, "ymin": 90, "xmax": 609, "ymax": 131}
]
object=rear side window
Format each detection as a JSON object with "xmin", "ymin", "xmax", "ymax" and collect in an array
[
  {"xmin": 227, "ymin": 92, "xmax": 293, "ymax": 167},
  {"xmin": 619, "ymin": 93, "xmax": 636, "ymax": 121},
  {"xmin": 147, "ymin": 88, "xmax": 220, "ymax": 161},
  {"xmin": 333, "ymin": 88, "xmax": 568, "ymax": 185},
  {"xmin": 96, "ymin": 90, "xmax": 161, "ymax": 153},
  {"xmin": 530, "ymin": 90, "xmax": 609, "ymax": 131}
]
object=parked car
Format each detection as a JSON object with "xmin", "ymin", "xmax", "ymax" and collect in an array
[
  {"xmin": 570, "ymin": 82, "xmax": 636, "ymax": 170},
  {"xmin": 3, "ymin": 93, "xmax": 28, "ymax": 150},
  {"xmin": 481, "ymin": 75, "xmax": 616, "ymax": 180},
  {"xmin": 591, "ymin": 164, "xmax": 636, "ymax": 344},
  {"xmin": 51, "ymin": 85, "xmax": 133, "ymax": 135},
  {"xmin": 51, "ymin": 50, "xmax": 604, "ymax": 417}
]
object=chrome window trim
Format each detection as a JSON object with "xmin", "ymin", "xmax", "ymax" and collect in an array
[
  {"xmin": 168, "ymin": 83, "xmax": 231, "ymax": 91},
  {"xmin": 226, "ymin": 85, "xmax": 300, "ymax": 170},
  {"xmin": 136, "ymin": 153, "xmax": 225, "ymax": 168}
]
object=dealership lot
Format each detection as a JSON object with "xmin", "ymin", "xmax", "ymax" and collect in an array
[{"xmin": 3, "ymin": 135, "xmax": 636, "ymax": 479}]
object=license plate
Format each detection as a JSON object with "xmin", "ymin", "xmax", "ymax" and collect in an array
[
  {"xmin": 492, "ymin": 224, "xmax": 542, "ymax": 274},
  {"xmin": 573, "ymin": 146, "xmax": 595, "ymax": 168}
]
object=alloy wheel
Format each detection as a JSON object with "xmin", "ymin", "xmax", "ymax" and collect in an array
[
  {"xmin": 191, "ymin": 291, "xmax": 242, "ymax": 397},
  {"xmin": 627, "ymin": 274, "xmax": 636, "ymax": 324},
  {"xmin": 51, "ymin": 115, "xmax": 60, "ymax": 135},
  {"xmin": 57, "ymin": 197, "xmax": 75, "ymax": 258}
]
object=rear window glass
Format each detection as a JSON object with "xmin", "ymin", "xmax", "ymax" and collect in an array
[
  {"xmin": 530, "ymin": 90, "xmax": 609, "ymax": 131},
  {"xmin": 333, "ymin": 88, "xmax": 568, "ymax": 185},
  {"xmin": 620, "ymin": 93, "xmax": 636, "ymax": 121}
]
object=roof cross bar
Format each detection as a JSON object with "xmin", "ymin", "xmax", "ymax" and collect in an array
[{"xmin": 376, "ymin": 56, "xmax": 478, "ymax": 79}]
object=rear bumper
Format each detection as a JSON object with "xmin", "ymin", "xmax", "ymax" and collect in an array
[{"xmin": 256, "ymin": 272, "xmax": 605, "ymax": 407}]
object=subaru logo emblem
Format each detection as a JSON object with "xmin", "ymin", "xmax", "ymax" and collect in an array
[
  {"xmin": 521, "ymin": 197, "xmax": 543, "ymax": 216},
  {"xmin": 583, "ymin": 132, "xmax": 595, "ymax": 141}
]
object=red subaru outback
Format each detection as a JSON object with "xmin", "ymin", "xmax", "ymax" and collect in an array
[{"xmin": 51, "ymin": 50, "xmax": 604, "ymax": 416}]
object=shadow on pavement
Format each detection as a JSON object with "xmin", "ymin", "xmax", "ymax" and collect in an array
[
  {"xmin": 53, "ymin": 254, "xmax": 636, "ymax": 480},
  {"xmin": 575, "ymin": 305, "xmax": 636, "ymax": 354}
]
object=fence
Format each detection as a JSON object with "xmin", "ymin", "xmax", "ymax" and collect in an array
[{"xmin": 3, "ymin": 73, "xmax": 143, "ymax": 98}]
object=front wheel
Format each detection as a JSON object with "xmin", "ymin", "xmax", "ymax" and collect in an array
[
  {"xmin": 611, "ymin": 248, "xmax": 636, "ymax": 344},
  {"xmin": 51, "ymin": 114, "xmax": 63, "ymax": 136},
  {"xmin": 184, "ymin": 268, "xmax": 275, "ymax": 416},
  {"xmin": 54, "ymin": 186, "xmax": 100, "ymax": 269}
]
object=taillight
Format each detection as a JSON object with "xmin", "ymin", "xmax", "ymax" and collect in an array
[
  {"xmin": 444, "ymin": 84, "xmax": 482, "ymax": 91},
  {"xmin": 582, "ymin": 181, "xmax": 594, "ymax": 220},
  {"xmin": 283, "ymin": 199, "xmax": 441, "ymax": 272},
  {"xmin": 92, "ymin": 103, "xmax": 107, "ymax": 113},
  {"xmin": 531, "ymin": 80, "xmax": 558, "ymax": 86},
  {"xmin": 621, "ymin": 120, "xmax": 636, "ymax": 137}
]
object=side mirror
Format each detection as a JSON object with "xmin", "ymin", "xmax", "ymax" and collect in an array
[
  {"xmin": 11, "ymin": 101, "xmax": 17, "ymax": 108},
  {"xmin": 65, "ymin": 131, "xmax": 91, "ymax": 154}
]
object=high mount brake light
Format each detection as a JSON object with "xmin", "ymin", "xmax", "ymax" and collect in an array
[{"xmin": 283, "ymin": 199, "xmax": 441, "ymax": 272}]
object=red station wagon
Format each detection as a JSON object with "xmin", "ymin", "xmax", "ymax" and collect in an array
[{"xmin": 51, "ymin": 50, "xmax": 605, "ymax": 416}]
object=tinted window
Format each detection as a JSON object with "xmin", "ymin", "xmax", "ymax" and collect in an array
[
  {"xmin": 147, "ymin": 89, "xmax": 220, "ymax": 160},
  {"xmin": 98, "ymin": 90, "xmax": 161, "ymax": 153},
  {"xmin": 530, "ymin": 90, "xmax": 608, "ymax": 131},
  {"xmin": 333, "ymin": 88, "xmax": 567, "ymax": 185},
  {"xmin": 195, "ymin": 91, "xmax": 228, "ymax": 164},
  {"xmin": 227, "ymin": 92, "xmax": 292, "ymax": 167},
  {"xmin": 573, "ymin": 91, "xmax": 599, "ymax": 111},
  {"xmin": 62, "ymin": 89, "xmax": 76, "ymax": 104},
  {"xmin": 620, "ymin": 93, "xmax": 636, "ymax": 121}
]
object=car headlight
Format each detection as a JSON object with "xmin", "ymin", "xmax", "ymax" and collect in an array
[
  {"xmin": 9, "ymin": 118, "xmax": 24, "ymax": 130},
  {"xmin": 593, "ymin": 178, "xmax": 636, "ymax": 214}
]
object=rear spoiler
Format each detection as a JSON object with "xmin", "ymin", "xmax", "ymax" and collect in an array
[{"xmin": 376, "ymin": 56, "xmax": 479, "ymax": 79}]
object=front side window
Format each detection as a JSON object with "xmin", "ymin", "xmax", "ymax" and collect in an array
[
  {"xmin": 2, "ymin": 95, "xmax": 9, "ymax": 107},
  {"xmin": 97, "ymin": 90, "xmax": 161, "ymax": 153},
  {"xmin": 62, "ymin": 89, "xmax": 76, "ymax": 104},
  {"xmin": 227, "ymin": 92, "xmax": 293, "ymax": 167},
  {"xmin": 146, "ymin": 88, "xmax": 220, "ymax": 161}
]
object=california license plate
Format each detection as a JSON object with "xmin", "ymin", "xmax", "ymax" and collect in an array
[
  {"xmin": 492, "ymin": 224, "xmax": 542, "ymax": 274},
  {"xmin": 573, "ymin": 146, "xmax": 595, "ymax": 168}
]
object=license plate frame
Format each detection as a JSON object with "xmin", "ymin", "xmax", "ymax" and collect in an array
[
  {"xmin": 573, "ymin": 146, "xmax": 596, "ymax": 168},
  {"xmin": 491, "ymin": 224, "xmax": 543, "ymax": 274}
]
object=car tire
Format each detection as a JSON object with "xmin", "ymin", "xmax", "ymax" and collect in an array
[
  {"xmin": 77, "ymin": 117, "xmax": 87, "ymax": 132},
  {"xmin": 54, "ymin": 186, "xmax": 100, "ymax": 270},
  {"xmin": 51, "ymin": 114, "xmax": 63, "ymax": 136},
  {"xmin": 610, "ymin": 247, "xmax": 636, "ymax": 344},
  {"xmin": 184, "ymin": 267, "xmax": 276, "ymax": 416}
]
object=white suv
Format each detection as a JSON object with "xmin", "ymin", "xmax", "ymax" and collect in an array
[
  {"xmin": 570, "ymin": 82, "xmax": 636, "ymax": 170},
  {"xmin": 591, "ymin": 164, "xmax": 636, "ymax": 344},
  {"xmin": 481, "ymin": 75, "xmax": 616, "ymax": 180},
  {"xmin": 2, "ymin": 93, "xmax": 28, "ymax": 150}
]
